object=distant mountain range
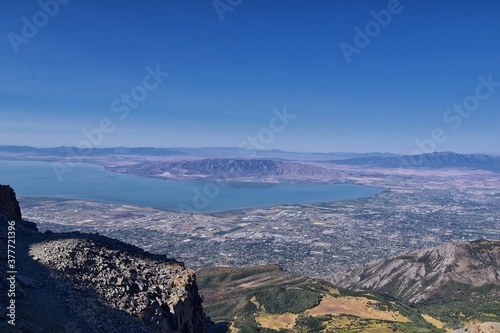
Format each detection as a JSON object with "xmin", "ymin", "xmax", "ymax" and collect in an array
[
  {"xmin": 0, "ymin": 145, "xmax": 398, "ymax": 161},
  {"xmin": 0, "ymin": 145, "xmax": 188, "ymax": 156},
  {"xmin": 113, "ymin": 153, "xmax": 500, "ymax": 181},
  {"xmin": 328, "ymin": 151, "xmax": 500, "ymax": 172},
  {"xmin": 2, "ymin": 146, "xmax": 500, "ymax": 173},
  {"xmin": 108, "ymin": 158, "xmax": 348, "ymax": 182}
]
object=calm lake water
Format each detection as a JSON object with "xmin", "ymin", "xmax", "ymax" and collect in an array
[{"xmin": 0, "ymin": 160, "xmax": 382, "ymax": 213}]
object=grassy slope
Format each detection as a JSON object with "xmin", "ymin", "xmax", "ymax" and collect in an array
[
  {"xmin": 414, "ymin": 282, "xmax": 500, "ymax": 329},
  {"xmin": 197, "ymin": 265, "xmax": 443, "ymax": 333}
]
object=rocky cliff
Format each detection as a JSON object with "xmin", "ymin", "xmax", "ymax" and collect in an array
[
  {"xmin": 330, "ymin": 240, "xmax": 500, "ymax": 304},
  {"xmin": 0, "ymin": 185, "xmax": 22, "ymax": 220},
  {"xmin": 0, "ymin": 185, "xmax": 205, "ymax": 332}
]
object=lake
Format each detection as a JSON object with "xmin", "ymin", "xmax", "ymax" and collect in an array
[{"xmin": 0, "ymin": 160, "xmax": 382, "ymax": 213}]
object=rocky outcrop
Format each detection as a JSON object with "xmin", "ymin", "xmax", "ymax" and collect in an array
[
  {"xmin": 30, "ymin": 235, "xmax": 204, "ymax": 332},
  {"xmin": 450, "ymin": 322, "xmax": 500, "ymax": 333},
  {"xmin": 0, "ymin": 186, "xmax": 205, "ymax": 332},
  {"xmin": 330, "ymin": 240, "xmax": 500, "ymax": 303},
  {"xmin": 0, "ymin": 185, "xmax": 22, "ymax": 220}
]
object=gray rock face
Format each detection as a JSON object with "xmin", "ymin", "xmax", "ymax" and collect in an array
[
  {"xmin": 29, "ymin": 235, "xmax": 205, "ymax": 332},
  {"xmin": 329, "ymin": 240, "xmax": 500, "ymax": 303}
]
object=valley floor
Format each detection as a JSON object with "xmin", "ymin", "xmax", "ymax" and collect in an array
[{"xmin": 18, "ymin": 167, "xmax": 500, "ymax": 278}]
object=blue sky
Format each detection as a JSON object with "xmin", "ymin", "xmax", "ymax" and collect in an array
[{"xmin": 1, "ymin": 0, "xmax": 499, "ymax": 153}]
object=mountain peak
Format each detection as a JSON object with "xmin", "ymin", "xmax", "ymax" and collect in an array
[{"xmin": 330, "ymin": 240, "xmax": 500, "ymax": 304}]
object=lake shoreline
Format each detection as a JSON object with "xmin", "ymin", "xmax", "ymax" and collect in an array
[{"xmin": 1, "ymin": 159, "xmax": 383, "ymax": 213}]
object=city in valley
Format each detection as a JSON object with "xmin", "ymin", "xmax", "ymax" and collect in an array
[{"xmin": 20, "ymin": 164, "xmax": 500, "ymax": 279}]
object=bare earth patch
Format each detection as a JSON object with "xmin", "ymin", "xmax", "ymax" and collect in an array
[
  {"xmin": 306, "ymin": 295, "xmax": 410, "ymax": 322},
  {"xmin": 255, "ymin": 313, "xmax": 298, "ymax": 330},
  {"xmin": 422, "ymin": 314, "xmax": 446, "ymax": 329}
]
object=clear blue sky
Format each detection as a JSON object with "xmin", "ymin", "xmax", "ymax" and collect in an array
[{"xmin": 1, "ymin": 0, "xmax": 499, "ymax": 153}]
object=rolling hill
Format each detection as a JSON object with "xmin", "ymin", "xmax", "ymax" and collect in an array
[
  {"xmin": 197, "ymin": 265, "xmax": 450, "ymax": 333},
  {"xmin": 329, "ymin": 240, "xmax": 500, "ymax": 329},
  {"xmin": 329, "ymin": 240, "xmax": 500, "ymax": 303},
  {"xmin": 199, "ymin": 240, "xmax": 500, "ymax": 332}
]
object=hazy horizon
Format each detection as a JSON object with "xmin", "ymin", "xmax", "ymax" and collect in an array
[{"xmin": 2, "ymin": 143, "xmax": 500, "ymax": 157}]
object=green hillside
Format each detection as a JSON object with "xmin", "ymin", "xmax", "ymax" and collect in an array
[{"xmin": 198, "ymin": 265, "xmax": 444, "ymax": 333}]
